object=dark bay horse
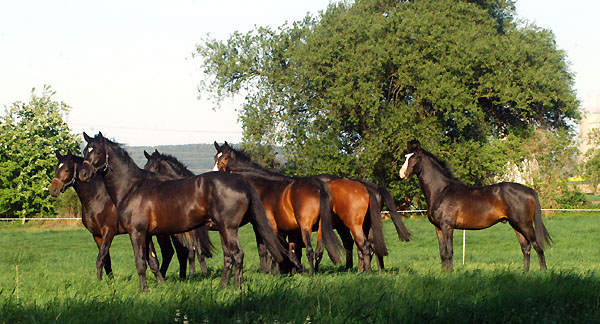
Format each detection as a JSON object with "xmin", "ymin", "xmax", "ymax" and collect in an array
[
  {"xmin": 399, "ymin": 140, "xmax": 551, "ymax": 271},
  {"xmin": 143, "ymin": 150, "xmax": 215, "ymax": 276},
  {"xmin": 213, "ymin": 142, "xmax": 343, "ymax": 273},
  {"xmin": 143, "ymin": 149, "xmax": 278, "ymax": 274},
  {"xmin": 49, "ymin": 151, "xmax": 194, "ymax": 280},
  {"xmin": 312, "ymin": 174, "xmax": 412, "ymax": 270},
  {"xmin": 78, "ymin": 132, "xmax": 288, "ymax": 290}
]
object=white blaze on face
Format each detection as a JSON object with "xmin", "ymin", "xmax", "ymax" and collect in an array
[
  {"xmin": 58, "ymin": 163, "xmax": 64, "ymax": 169},
  {"xmin": 399, "ymin": 153, "xmax": 414, "ymax": 179},
  {"xmin": 212, "ymin": 152, "xmax": 222, "ymax": 171}
]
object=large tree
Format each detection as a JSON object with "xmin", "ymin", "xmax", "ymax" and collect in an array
[
  {"xmin": 197, "ymin": 0, "xmax": 579, "ymax": 207},
  {"xmin": 0, "ymin": 86, "xmax": 80, "ymax": 217}
]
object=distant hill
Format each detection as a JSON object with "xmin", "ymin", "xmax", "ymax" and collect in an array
[{"xmin": 125, "ymin": 143, "xmax": 223, "ymax": 174}]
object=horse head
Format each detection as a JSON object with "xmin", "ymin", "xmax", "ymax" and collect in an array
[
  {"xmin": 49, "ymin": 151, "xmax": 78, "ymax": 197},
  {"xmin": 79, "ymin": 131, "xmax": 110, "ymax": 182}
]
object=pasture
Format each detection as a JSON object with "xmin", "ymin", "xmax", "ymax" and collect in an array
[{"xmin": 1, "ymin": 214, "xmax": 599, "ymax": 323}]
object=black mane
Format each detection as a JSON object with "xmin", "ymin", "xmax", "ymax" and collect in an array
[
  {"xmin": 158, "ymin": 152, "xmax": 194, "ymax": 177},
  {"xmin": 102, "ymin": 138, "xmax": 149, "ymax": 177},
  {"xmin": 421, "ymin": 150, "xmax": 460, "ymax": 181},
  {"xmin": 229, "ymin": 148, "xmax": 291, "ymax": 181}
]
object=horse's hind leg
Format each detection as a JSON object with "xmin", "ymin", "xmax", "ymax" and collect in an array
[
  {"xmin": 336, "ymin": 226, "xmax": 355, "ymax": 270},
  {"xmin": 514, "ymin": 223, "xmax": 547, "ymax": 270},
  {"xmin": 156, "ymin": 234, "xmax": 174, "ymax": 278},
  {"xmin": 513, "ymin": 229, "xmax": 531, "ymax": 271},
  {"xmin": 301, "ymin": 229, "xmax": 316, "ymax": 274},
  {"xmin": 147, "ymin": 238, "xmax": 165, "ymax": 284},
  {"xmin": 348, "ymin": 226, "xmax": 371, "ymax": 273},
  {"xmin": 171, "ymin": 234, "xmax": 190, "ymax": 279},
  {"xmin": 218, "ymin": 228, "xmax": 245, "ymax": 288}
]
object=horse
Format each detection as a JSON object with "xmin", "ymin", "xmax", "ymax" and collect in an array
[
  {"xmin": 213, "ymin": 141, "xmax": 343, "ymax": 273},
  {"xmin": 78, "ymin": 132, "xmax": 288, "ymax": 291},
  {"xmin": 312, "ymin": 174, "xmax": 412, "ymax": 270},
  {"xmin": 143, "ymin": 149, "xmax": 274, "ymax": 274},
  {"xmin": 315, "ymin": 178, "xmax": 386, "ymax": 272},
  {"xmin": 49, "ymin": 151, "xmax": 196, "ymax": 281},
  {"xmin": 398, "ymin": 140, "xmax": 551, "ymax": 271}
]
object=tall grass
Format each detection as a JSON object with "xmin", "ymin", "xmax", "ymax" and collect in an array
[{"xmin": 0, "ymin": 214, "xmax": 599, "ymax": 323}]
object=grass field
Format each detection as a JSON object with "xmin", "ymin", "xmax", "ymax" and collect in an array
[{"xmin": 1, "ymin": 214, "xmax": 599, "ymax": 323}]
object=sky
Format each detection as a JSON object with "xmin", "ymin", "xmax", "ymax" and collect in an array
[{"xmin": 0, "ymin": 0, "xmax": 598, "ymax": 146}]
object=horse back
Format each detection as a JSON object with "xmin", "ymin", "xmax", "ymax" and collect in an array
[{"xmin": 435, "ymin": 182, "xmax": 536, "ymax": 230}]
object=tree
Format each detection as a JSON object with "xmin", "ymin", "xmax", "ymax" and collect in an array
[
  {"xmin": 0, "ymin": 86, "xmax": 80, "ymax": 218},
  {"xmin": 583, "ymin": 128, "xmax": 600, "ymax": 195},
  {"xmin": 196, "ymin": 0, "xmax": 579, "ymax": 206}
]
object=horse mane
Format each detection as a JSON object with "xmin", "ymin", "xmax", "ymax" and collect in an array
[
  {"xmin": 229, "ymin": 147, "xmax": 291, "ymax": 181},
  {"xmin": 158, "ymin": 152, "xmax": 195, "ymax": 177},
  {"xmin": 421, "ymin": 150, "xmax": 461, "ymax": 182},
  {"xmin": 102, "ymin": 137, "xmax": 147, "ymax": 177}
]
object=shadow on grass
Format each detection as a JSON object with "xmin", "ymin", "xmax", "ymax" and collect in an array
[{"xmin": 2, "ymin": 270, "xmax": 598, "ymax": 324}]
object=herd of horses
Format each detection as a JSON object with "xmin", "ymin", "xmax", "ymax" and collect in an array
[{"xmin": 49, "ymin": 133, "xmax": 552, "ymax": 291}]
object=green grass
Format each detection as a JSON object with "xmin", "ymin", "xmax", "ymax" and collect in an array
[{"xmin": 1, "ymin": 214, "xmax": 599, "ymax": 323}]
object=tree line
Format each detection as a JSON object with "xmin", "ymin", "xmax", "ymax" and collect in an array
[{"xmin": 0, "ymin": 0, "xmax": 596, "ymax": 217}]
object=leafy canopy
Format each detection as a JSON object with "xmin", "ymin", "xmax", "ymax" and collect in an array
[
  {"xmin": 197, "ymin": 0, "xmax": 579, "ymax": 207},
  {"xmin": 0, "ymin": 86, "xmax": 80, "ymax": 217}
]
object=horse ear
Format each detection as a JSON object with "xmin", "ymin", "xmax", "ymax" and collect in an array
[
  {"xmin": 214, "ymin": 141, "xmax": 222, "ymax": 152},
  {"xmin": 56, "ymin": 151, "xmax": 63, "ymax": 159},
  {"xmin": 97, "ymin": 131, "xmax": 104, "ymax": 140},
  {"xmin": 408, "ymin": 139, "xmax": 421, "ymax": 152},
  {"xmin": 223, "ymin": 141, "xmax": 231, "ymax": 150},
  {"xmin": 67, "ymin": 151, "xmax": 73, "ymax": 158},
  {"xmin": 83, "ymin": 132, "xmax": 92, "ymax": 142},
  {"xmin": 154, "ymin": 149, "xmax": 159, "ymax": 155},
  {"xmin": 144, "ymin": 150, "xmax": 151, "ymax": 160}
]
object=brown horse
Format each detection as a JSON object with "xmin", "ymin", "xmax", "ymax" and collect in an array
[
  {"xmin": 49, "ymin": 151, "xmax": 196, "ymax": 280},
  {"xmin": 213, "ymin": 142, "xmax": 343, "ymax": 273},
  {"xmin": 316, "ymin": 178, "xmax": 386, "ymax": 272},
  {"xmin": 399, "ymin": 140, "xmax": 551, "ymax": 271},
  {"xmin": 79, "ymin": 132, "xmax": 289, "ymax": 291},
  {"xmin": 312, "ymin": 174, "xmax": 412, "ymax": 270}
]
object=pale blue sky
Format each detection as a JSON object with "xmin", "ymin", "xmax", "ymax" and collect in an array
[{"xmin": 0, "ymin": 0, "xmax": 598, "ymax": 146}]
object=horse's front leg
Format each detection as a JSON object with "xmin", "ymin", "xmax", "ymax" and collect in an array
[{"xmin": 435, "ymin": 225, "xmax": 454, "ymax": 271}]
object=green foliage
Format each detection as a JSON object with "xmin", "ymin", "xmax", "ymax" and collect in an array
[
  {"xmin": 1, "ymin": 216, "xmax": 599, "ymax": 323},
  {"xmin": 583, "ymin": 128, "xmax": 600, "ymax": 194},
  {"xmin": 196, "ymin": 0, "xmax": 579, "ymax": 205},
  {"xmin": 0, "ymin": 86, "xmax": 80, "ymax": 217}
]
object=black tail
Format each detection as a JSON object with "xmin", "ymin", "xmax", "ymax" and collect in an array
[
  {"xmin": 533, "ymin": 191, "xmax": 552, "ymax": 250},
  {"xmin": 193, "ymin": 225, "xmax": 214, "ymax": 258},
  {"xmin": 379, "ymin": 186, "xmax": 411, "ymax": 241},
  {"xmin": 366, "ymin": 187, "xmax": 388, "ymax": 257},
  {"xmin": 318, "ymin": 181, "xmax": 343, "ymax": 264},
  {"xmin": 246, "ymin": 182, "xmax": 287, "ymax": 264}
]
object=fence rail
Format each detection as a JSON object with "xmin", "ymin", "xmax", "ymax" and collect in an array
[{"xmin": 2, "ymin": 208, "xmax": 600, "ymax": 221}]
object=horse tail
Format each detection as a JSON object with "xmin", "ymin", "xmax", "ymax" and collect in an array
[
  {"xmin": 379, "ymin": 186, "xmax": 411, "ymax": 241},
  {"xmin": 367, "ymin": 187, "xmax": 388, "ymax": 257},
  {"xmin": 247, "ymin": 182, "xmax": 286, "ymax": 264},
  {"xmin": 533, "ymin": 190, "xmax": 552, "ymax": 250},
  {"xmin": 318, "ymin": 181, "xmax": 343, "ymax": 265},
  {"xmin": 194, "ymin": 225, "xmax": 214, "ymax": 258}
]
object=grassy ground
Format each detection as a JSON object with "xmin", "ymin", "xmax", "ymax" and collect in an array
[{"xmin": 0, "ymin": 214, "xmax": 599, "ymax": 323}]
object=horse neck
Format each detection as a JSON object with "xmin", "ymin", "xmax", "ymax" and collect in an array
[
  {"xmin": 101, "ymin": 144, "xmax": 144, "ymax": 204},
  {"xmin": 164, "ymin": 161, "xmax": 194, "ymax": 179},
  {"xmin": 73, "ymin": 170, "xmax": 108, "ymax": 207},
  {"xmin": 417, "ymin": 156, "xmax": 454, "ymax": 209}
]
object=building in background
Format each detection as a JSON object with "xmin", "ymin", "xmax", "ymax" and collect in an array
[{"xmin": 580, "ymin": 111, "xmax": 600, "ymax": 156}]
